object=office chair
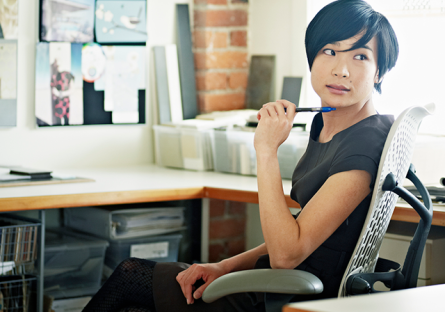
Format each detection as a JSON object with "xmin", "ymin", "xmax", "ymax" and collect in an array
[{"xmin": 202, "ymin": 103, "xmax": 435, "ymax": 311}]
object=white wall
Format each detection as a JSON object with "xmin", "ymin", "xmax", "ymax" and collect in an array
[
  {"xmin": 249, "ymin": 0, "xmax": 312, "ymax": 125},
  {"xmin": 249, "ymin": 0, "xmax": 309, "ymax": 98},
  {"xmin": 246, "ymin": 0, "xmax": 310, "ymax": 248},
  {"xmin": 0, "ymin": 0, "xmax": 191, "ymax": 170}
]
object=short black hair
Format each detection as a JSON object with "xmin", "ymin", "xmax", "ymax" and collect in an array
[{"xmin": 305, "ymin": 0, "xmax": 399, "ymax": 93}]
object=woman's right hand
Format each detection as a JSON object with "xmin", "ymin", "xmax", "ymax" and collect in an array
[
  {"xmin": 254, "ymin": 100, "xmax": 297, "ymax": 156},
  {"xmin": 176, "ymin": 262, "xmax": 229, "ymax": 304}
]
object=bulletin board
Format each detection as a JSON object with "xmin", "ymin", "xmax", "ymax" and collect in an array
[{"xmin": 35, "ymin": 0, "xmax": 148, "ymax": 127}]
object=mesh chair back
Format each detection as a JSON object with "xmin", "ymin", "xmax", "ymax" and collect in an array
[{"xmin": 338, "ymin": 104, "xmax": 435, "ymax": 297}]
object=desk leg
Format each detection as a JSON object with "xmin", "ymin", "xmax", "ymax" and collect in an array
[
  {"xmin": 201, "ymin": 198, "xmax": 209, "ymax": 263},
  {"xmin": 37, "ymin": 210, "xmax": 45, "ymax": 312}
]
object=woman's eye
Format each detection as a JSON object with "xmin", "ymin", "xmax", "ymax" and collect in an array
[
  {"xmin": 323, "ymin": 49, "xmax": 335, "ymax": 56},
  {"xmin": 354, "ymin": 54, "xmax": 368, "ymax": 60}
]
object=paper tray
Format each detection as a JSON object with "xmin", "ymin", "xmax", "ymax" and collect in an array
[{"xmin": 64, "ymin": 207, "xmax": 186, "ymax": 240}]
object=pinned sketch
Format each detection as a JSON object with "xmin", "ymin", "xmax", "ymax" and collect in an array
[
  {"xmin": 0, "ymin": 40, "xmax": 17, "ymax": 99},
  {"xmin": 35, "ymin": 42, "xmax": 84, "ymax": 126},
  {"xmin": 0, "ymin": 39, "xmax": 17, "ymax": 127},
  {"xmin": 81, "ymin": 43, "xmax": 107, "ymax": 82},
  {"xmin": 94, "ymin": 46, "xmax": 145, "ymax": 93},
  {"xmin": 0, "ymin": 0, "xmax": 18, "ymax": 39},
  {"xmin": 95, "ymin": 1, "xmax": 148, "ymax": 43},
  {"xmin": 41, "ymin": 0, "xmax": 95, "ymax": 42},
  {"xmin": 94, "ymin": 46, "xmax": 145, "ymax": 123}
]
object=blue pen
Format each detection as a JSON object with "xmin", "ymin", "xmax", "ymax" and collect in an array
[{"xmin": 295, "ymin": 107, "xmax": 336, "ymax": 112}]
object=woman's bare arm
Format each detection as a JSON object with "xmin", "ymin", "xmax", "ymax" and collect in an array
[
  {"xmin": 257, "ymin": 155, "xmax": 371, "ymax": 269},
  {"xmin": 254, "ymin": 100, "xmax": 372, "ymax": 269}
]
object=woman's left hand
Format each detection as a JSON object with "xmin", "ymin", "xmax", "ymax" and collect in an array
[
  {"xmin": 176, "ymin": 262, "xmax": 228, "ymax": 305},
  {"xmin": 254, "ymin": 100, "xmax": 297, "ymax": 155}
]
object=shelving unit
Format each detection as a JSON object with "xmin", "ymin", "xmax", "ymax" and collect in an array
[{"xmin": 0, "ymin": 211, "xmax": 45, "ymax": 312}]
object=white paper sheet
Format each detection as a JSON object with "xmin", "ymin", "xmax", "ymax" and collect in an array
[
  {"xmin": 0, "ymin": 40, "xmax": 17, "ymax": 99},
  {"xmin": 95, "ymin": 46, "xmax": 145, "ymax": 123},
  {"xmin": 0, "ymin": 0, "xmax": 19, "ymax": 39},
  {"xmin": 165, "ymin": 44, "xmax": 183, "ymax": 122},
  {"xmin": 94, "ymin": 46, "xmax": 146, "ymax": 91}
]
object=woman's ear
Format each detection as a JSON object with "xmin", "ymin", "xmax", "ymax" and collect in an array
[{"xmin": 374, "ymin": 70, "xmax": 383, "ymax": 84}]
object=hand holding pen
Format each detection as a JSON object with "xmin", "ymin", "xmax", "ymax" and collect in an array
[
  {"xmin": 257, "ymin": 100, "xmax": 336, "ymax": 121},
  {"xmin": 254, "ymin": 100, "xmax": 336, "ymax": 151}
]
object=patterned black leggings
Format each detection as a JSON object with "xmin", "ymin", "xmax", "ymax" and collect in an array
[{"xmin": 82, "ymin": 258, "xmax": 157, "ymax": 312}]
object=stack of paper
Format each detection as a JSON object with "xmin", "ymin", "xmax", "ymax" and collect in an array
[
  {"xmin": 112, "ymin": 208, "xmax": 184, "ymax": 235},
  {"xmin": 0, "ymin": 166, "xmax": 52, "ymax": 181}
]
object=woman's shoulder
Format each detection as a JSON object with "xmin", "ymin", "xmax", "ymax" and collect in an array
[
  {"xmin": 333, "ymin": 114, "xmax": 394, "ymax": 159},
  {"xmin": 343, "ymin": 114, "xmax": 394, "ymax": 141},
  {"xmin": 363, "ymin": 114, "xmax": 394, "ymax": 130}
]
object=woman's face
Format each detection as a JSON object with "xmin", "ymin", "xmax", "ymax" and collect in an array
[{"xmin": 310, "ymin": 35, "xmax": 379, "ymax": 110}]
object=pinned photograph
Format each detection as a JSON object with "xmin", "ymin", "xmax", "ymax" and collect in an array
[
  {"xmin": 35, "ymin": 42, "xmax": 84, "ymax": 126},
  {"xmin": 95, "ymin": 0, "xmax": 148, "ymax": 43},
  {"xmin": 0, "ymin": 0, "xmax": 19, "ymax": 39},
  {"xmin": 81, "ymin": 42, "xmax": 107, "ymax": 83},
  {"xmin": 40, "ymin": 0, "xmax": 95, "ymax": 42}
]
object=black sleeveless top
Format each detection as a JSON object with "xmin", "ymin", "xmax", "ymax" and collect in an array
[{"xmin": 254, "ymin": 113, "xmax": 394, "ymax": 302}]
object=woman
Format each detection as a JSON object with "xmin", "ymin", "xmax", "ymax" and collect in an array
[{"xmin": 82, "ymin": 0, "xmax": 399, "ymax": 311}]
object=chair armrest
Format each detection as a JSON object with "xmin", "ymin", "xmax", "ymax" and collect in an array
[{"xmin": 202, "ymin": 269, "xmax": 323, "ymax": 303}]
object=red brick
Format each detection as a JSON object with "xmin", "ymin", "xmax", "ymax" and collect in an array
[
  {"xmin": 193, "ymin": 30, "xmax": 227, "ymax": 49},
  {"xmin": 209, "ymin": 243, "xmax": 225, "ymax": 262},
  {"xmin": 194, "ymin": 10, "xmax": 248, "ymax": 27},
  {"xmin": 194, "ymin": 51, "xmax": 248, "ymax": 70},
  {"xmin": 228, "ymin": 201, "xmax": 247, "ymax": 216},
  {"xmin": 209, "ymin": 218, "xmax": 246, "ymax": 239},
  {"xmin": 195, "ymin": 0, "xmax": 227, "ymax": 4},
  {"xmin": 227, "ymin": 238, "xmax": 246, "ymax": 256},
  {"xmin": 199, "ymin": 92, "xmax": 245, "ymax": 112},
  {"xmin": 230, "ymin": 30, "xmax": 247, "ymax": 47},
  {"xmin": 196, "ymin": 72, "xmax": 227, "ymax": 91},
  {"xmin": 229, "ymin": 71, "xmax": 248, "ymax": 89},
  {"xmin": 209, "ymin": 198, "xmax": 226, "ymax": 217}
]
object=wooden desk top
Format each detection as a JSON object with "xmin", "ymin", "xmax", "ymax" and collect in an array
[
  {"xmin": 0, "ymin": 164, "xmax": 294, "ymax": 211},
  {"xmin": 0, "ymin": 164, "xmax": 444, "ymax": 226},
  {"xmin": 283, "ymin": 284, "xmax": 445, "ymax": 312}
]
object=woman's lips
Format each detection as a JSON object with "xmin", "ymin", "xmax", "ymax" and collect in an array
[{"xmin": 327, "ymin": 84, "xmax": 350, "ymax": 95}]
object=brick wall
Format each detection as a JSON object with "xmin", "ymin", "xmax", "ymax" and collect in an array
[
  {"xmin": 208, "ymin": 199, "xmax": 247, "ymax": 262},
  {"xmin": 193, "ymin": 0, "xmax": 249, "ymax": 262},
  {"xmin": 193, "ymin": 0, "xmax": 249, "ymax": 113}
]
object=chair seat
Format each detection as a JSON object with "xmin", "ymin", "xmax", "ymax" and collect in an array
[{"xmin": 202, "ymin": 269, "xmax": 323, "ymax": 303}]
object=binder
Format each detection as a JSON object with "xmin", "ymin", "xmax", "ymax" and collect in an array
[{"xmin": 176, "ymin": 4, "xmax": 198, "ymax": 119}]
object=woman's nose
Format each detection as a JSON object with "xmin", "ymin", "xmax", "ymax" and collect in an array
[{"xmin": 332, "ymin": 61, "xmax": 349, "ymax": 78}]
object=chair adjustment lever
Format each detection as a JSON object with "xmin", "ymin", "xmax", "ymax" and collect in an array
[{"xmin": 346, "ymin": 276, "xmax": 371, "ymax": 295}]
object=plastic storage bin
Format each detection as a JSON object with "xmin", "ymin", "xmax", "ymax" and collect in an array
[
  {"xmin": 64, "ymin": 207, "xmax": 186, "ymax": 240},
  {"xmin": 104, "ymin": 234, "xmax": 182, "ymax": 272},
  {"xmin": 212, "ymin": 128, "xmax": 309, "ymax": 179},
  {"xmin": 379, "ymin": 221, "xmax": 445, "ymax": 287},
  {"xmin": 44, "ymin": 228, "xmax": 109, "ymax": 299},
  {"xmin": 153, "ymin": 125, "xmax": 213, "ymax": 171}
]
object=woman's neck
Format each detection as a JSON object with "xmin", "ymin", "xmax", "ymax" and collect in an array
[{"xmin": 318, "ymin": 101, "xmax": 376, "ymax": 143}]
